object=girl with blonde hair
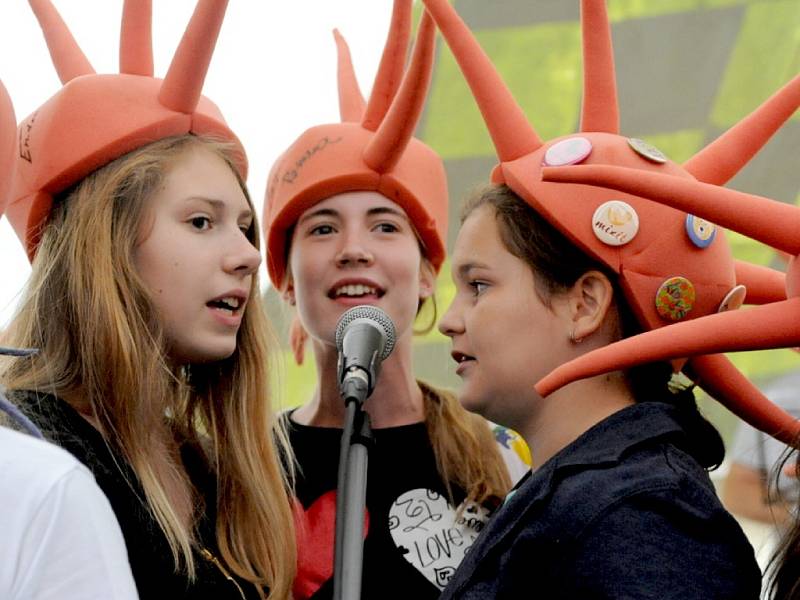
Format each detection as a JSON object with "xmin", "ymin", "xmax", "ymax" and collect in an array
[{"xmin": 1, "ymin": 2, "xmax": 294, "ymax": 598}]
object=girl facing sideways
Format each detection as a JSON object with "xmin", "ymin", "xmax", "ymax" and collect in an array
[
  {"xmin": 1, "ymin": 2, "xmax": 295, "ymax": 598},
  {"xmin": 420, "ymin": 0, "xmax": 800, "ymax": 597}
]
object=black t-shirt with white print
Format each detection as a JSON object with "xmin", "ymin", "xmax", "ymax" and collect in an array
[{"xmin": 287, "ymin": 413, "xmax": 496, "ymax": 600}]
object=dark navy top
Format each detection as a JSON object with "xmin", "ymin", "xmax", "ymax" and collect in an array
[{"xmin": 440, "ymin": 401, "xmax": 761, "ymax": 600}]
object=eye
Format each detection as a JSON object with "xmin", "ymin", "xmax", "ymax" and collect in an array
[
  {"xmin": 189, "ymin": 215, "xmax": 212, "ymax": 231},
  {"xmin": 469, "ymin": 280, "xmax": 488, "ymax": 296},
  {"xmin": 374, "ymin": 222, "xmax": 399, "ymax": 233},
  {"xmin": 310, "ymin": 224, "xmax": 335, "ymax": 236}
]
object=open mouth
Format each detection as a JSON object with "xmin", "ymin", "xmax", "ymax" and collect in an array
[
  {"xmin": 451, "ymin": 351, "xmax": 476, "ymax": 365},
  {"xmin": 328, "ymin": 283, "xmax": 385, "ymax": 300},
  {"xmin": 206, "ymin": 295, "xmax": 245, "ymax": 316}
]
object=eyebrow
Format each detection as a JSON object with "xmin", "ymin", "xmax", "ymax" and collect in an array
[
  {"xmin": 186, "ymin": 196, "xmax": 253, "ymax": 221},
  {"xmin": 297, "ymin": 205, "xmax": 411, "ymax": 225},
  {"xmin": 457, "ymin": 261, "xmax": 491, "ymax": 277}
]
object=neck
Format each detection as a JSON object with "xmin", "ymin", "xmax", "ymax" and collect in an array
[
  {"xmin": 522, "ymin": 370, "xmax": 635, "ymax": 469},
  {"xmin": 291, "ymin": 331, "xmax": 425, "ymax": 429}
]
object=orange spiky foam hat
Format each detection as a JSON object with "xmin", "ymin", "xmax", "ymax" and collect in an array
[
  {"xmin": 421, "ymin": 0, "xmax": 800, "ymax": 443},
  {"xmin": 264, "ymin": 0, "xmax": 447, "ymax": 289},
  {"xmin": 4, "ymin": 0, "xmax": 245, "ymax": 260},
  {"xmin": 0, "ymin": 81, "xmax": 15, "ymax": 219}
]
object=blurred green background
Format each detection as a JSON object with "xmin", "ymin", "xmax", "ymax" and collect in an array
[{"xmin": 266, "ymin": 0, "xmax": 800, "ymax": 448}]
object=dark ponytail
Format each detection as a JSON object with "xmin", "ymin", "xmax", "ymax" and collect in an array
[{"xmin": 462, "ymin": 184, "xmax": 724, "ymax": 469}]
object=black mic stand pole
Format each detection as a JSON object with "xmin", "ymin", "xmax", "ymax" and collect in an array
[{"xmin": 332, "ymin": 370, "xmax": 374, "ymax": 600}]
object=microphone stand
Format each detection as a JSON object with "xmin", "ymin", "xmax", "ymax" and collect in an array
[{"xmin": 332, "ymin": 371, "xmax": 374, "ymax": 600}]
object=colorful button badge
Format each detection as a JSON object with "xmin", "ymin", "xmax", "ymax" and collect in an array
[
  {"xmin": 717, "ymin": 285, "xmax": 747, "ymax": 313},
  {"xmin": 685, "ymin": 214, "xmax": 716, "ymax": 249},
  {"xmin": 655, "ymin": 276, "xmax": 696, "ymax": 321},
  {"xmin": 628, "ymin": 137, "xmax": 667, "ymax": 164},
  {"xmin": 544, "ymin": 136, "xmax": 593, "ymax": 167},
  {"xmin": 592, "ymin": 200, "xmax": 639, "ymax": 246}
]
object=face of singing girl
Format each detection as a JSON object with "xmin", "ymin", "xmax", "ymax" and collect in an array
[
  {"xmin": 134, "ymin": 146, "xmax": 262, "ymax": 364},
  {"xmin": 287, "ymin": 191, "xmax": 434, "ymax": 350},
  {"xmin": 439, "ymin": 204, "xmax": 572, "ymax": 432}
]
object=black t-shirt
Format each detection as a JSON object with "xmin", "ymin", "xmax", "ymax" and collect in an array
[
  {"xmin": 12, "ymin": 390, "xmax": 262, "ymax": 600},
  {"xmin": 286, "ymin": 413, "xmax": 495, "ymax": 600}
]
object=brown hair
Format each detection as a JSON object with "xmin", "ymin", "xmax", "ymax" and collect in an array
[
  {"xmin": 462, "ymin": 184, "xmax": 724, "ymax": 470},
  {"xmin": 0, "ymin": 135, "xmax": 295, "ymax": 598}
]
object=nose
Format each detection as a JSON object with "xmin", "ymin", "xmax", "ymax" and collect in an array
[
  {"xmin": 335, "ymin": 230, "xmax": 374, "ymax": 268},
  {"xmin": 223, "ymin": 232, "xmax": 262, "ymax": 277},
  {"xmin": 438, "ymin": 297, "xmax": 464, "ymax": 338}
]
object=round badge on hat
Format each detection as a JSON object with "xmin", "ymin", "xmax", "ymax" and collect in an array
[
  {"xmin": 685, "ymin": 214, "xmax": 716, "ymax": 249},
  {"xmin": 655, "ymin": 276, "xmax": 696, "ymax": 321},
  {"xmin": 544, "ymin": 136, "xmax": 593, "ymax": 167},
  {"xmin": 628, "ymin": 137, "xmax": 667, "ymax": 164},
  {"xmin": 717, "ymin": 285, "xmax": 747, "ymax": 313},
  {"xmin": 592, "ymin": 200, "xmax": 639, "ymax": 246}
]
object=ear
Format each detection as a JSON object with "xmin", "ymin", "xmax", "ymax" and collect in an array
[
  {"xmin": 565, "ymin": 270, "xmax": 615, "ymax": 343},
  {"xmin": 419, "ymin": 260, "xmax": 436, "ymax": 301},
  {"xmin": 282, "ymin": 276, "xmax": 296, "ymax": 306}
]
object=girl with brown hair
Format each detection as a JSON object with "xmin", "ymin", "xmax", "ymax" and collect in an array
[
  {"xmin": 263, "ymin": 2, "xmax": 526, "ymax": 598},
  {"xmin": 419, "ymin": 0, "xmax": 800, "ymax": 597},
  {"xmin": 1, "ymin": 2, "xmax": 295, "ymax": 598}
]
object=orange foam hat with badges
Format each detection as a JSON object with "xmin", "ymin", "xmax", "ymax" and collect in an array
[
  {"xmin": 421, "ymin": 0, "xmax": 800, "ymax": 442},
  {"xmin": 538, "ymin": 75, "xmax": 800, "ymax": 428},
  {"xmin": 5, "ymin": 0, "xmax": 245, "ymax": 260},
  {"xmin": 264, "ymin": 0, "xmax": 447, "ymax": 288}
]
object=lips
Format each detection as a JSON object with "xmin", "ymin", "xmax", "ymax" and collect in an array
[
  {"xmin": 206, "ymin": 291, "xmax": 248, "ymax": 316},
  {"xmin": 451, "ymin": 350, "xmax": 476, "ymax": 364},
  {"xmin": 327, "ymin": 279, "xmax": 385, "ymax": 300}
]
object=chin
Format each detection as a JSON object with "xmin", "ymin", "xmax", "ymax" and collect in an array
[
  {"xmin": 456, "ymin": 387, "xmax": 491, "ymax": 419},
  {"xmin": 172, "ymin": 340, "xmax": 238, "ymax": 365}
]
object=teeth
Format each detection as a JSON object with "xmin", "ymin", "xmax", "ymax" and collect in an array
[
  {"xmin": 219, "ymin": 296, "xmax": 240, "ymax": 309},
  {"xmin": 335, "ymin": 284, "xmax": 377, "ymax": 297}
]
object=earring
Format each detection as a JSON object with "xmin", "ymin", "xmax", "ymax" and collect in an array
[{"xmin": 570, "ymin": 328, "xmax": 583, "ymax": 344}]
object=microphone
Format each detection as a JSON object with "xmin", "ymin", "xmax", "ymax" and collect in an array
[{"xmin": 335, "ymin": 305, "xmax": 396, "ymax": 404}]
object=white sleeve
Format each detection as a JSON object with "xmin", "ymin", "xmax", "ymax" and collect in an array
[{"xmin": 12, "ymin": 465, "xmax": 139, "ymax": 600}]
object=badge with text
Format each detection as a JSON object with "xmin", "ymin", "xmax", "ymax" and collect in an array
[{"xmin": 592, "ymin": 200, "xmax": 639, "ymax": 246}]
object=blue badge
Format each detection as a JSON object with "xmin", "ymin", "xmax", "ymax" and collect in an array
[{"xmin": 685, "ymin": 214, "xmax": 716, "ymax": 248}]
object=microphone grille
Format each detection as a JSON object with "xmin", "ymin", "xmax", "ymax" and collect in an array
[{"xmin": 335, "ymin": 305, "xmax": 397, "ymax": 360}]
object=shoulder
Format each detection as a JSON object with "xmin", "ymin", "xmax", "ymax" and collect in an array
[
  {"xmin": 555, "ymin": 437, "xmax": 717, "ymax": 514},
  {"xmin": 0, "ymin": 427, "xmax": 138, "ymax": 600},
  {"xmin": 0, "ymin": 425, "xmax": 85, "ymax": 490},
  {"xmin": 557, "ymin": 485, "xmax": 760, "ymax": 598}
]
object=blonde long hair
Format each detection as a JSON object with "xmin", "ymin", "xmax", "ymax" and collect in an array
[{"xmin": 0, "ymin": 135, "xmax": 295, "ymax": 599}]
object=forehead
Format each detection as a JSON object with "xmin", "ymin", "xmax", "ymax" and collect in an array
[
  {"xmin": 159, "ymin": 146, "xmax": 248, "ymax": 209},
  {"xmin": 453, "ymin": 205, "xmax": 507, "ymax": 261},
  {"xmin": 299, "ymin": 190, "xmax": 408, "ymax": 219}
]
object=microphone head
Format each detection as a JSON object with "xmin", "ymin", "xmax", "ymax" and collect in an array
[{"xmin": 335, "ymin": 305, "xmax": 397, "ymax": 361}]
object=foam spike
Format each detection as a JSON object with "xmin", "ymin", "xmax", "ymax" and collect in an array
[
  {"xmin": 361, "ymin": 0, "xmax": 412, "ymax": 132},
  {"xmin": 579, "ymin": 0, "xmax": 619, "ymax": 133},
  {"xmin": 29, "ymin": 0, "xmax": 95, "ymax": 83},
  {"xmin": 421, "ymin": 0, "xmax": 543, "ymax": 160},
  {"xmin": 685, "ymin": 74, "xmax": 800, "ymax": 185},
  {"xmin": 159, "ymin": 0, "xmax": 228, "ymax": 113},
  {"xmin": 334, "ymin": 29, "xmax": 367, "ymax": 122},
  {"xmin": 120, "ymin": 0, "xmax": 154, "ymax": 76},
  {"xmin": 363, "ymin": 11, "xmax": 436, "ymax": 173}
]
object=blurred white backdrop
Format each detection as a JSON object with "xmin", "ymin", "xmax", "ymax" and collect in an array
[{"xmin": 0, "ymin": 0, "xmax": 396, "ymax": 327}]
